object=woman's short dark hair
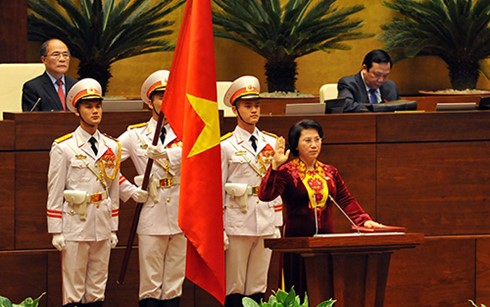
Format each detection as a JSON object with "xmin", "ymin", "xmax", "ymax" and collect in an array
[{"xmin": 287, "ymin": 119, "xmax": 324, "ymax": 157}]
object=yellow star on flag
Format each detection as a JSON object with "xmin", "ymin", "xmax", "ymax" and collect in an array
[{"xmin": 186, "ymin": 93, "xmax": 220, "ymax": 158}]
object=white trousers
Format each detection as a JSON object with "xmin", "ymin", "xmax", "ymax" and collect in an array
[
  {"xmin": 138, "ymin": 234, "xmax": 186, "ymax": 300},
  {"xmin": 225, "ymin": 235, "xmax": 272, "ymax": 295},
  {"xmin": 61, "ymin": 240, "xmax": 111, "ymax": 304}
]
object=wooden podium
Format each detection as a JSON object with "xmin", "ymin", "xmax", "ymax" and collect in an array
[{"xmin": 265, "ymin": 233, "xmax": 424, "ymax": 307}]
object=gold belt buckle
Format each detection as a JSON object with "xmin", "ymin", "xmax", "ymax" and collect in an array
[
  {"xmin": 159, "ymin": 178, "xmax": 173, "ymax": 188},
  {"xmin": 90, "ymin": 192, "xmax": 103, "ymax": 203},
  {"xmin": 250, "ymin": 186, "xmax": 258, "ymax": 196}
]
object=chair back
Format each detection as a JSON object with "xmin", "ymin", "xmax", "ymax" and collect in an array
[{"xmin": 319, "ymin": 83, "xmax": 338, "ymax": 103}]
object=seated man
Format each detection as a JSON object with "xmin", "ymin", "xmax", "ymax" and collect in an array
[
  {"xmin": 22, "ymin": 38, "xmax": 77, "ymax": 112},
  {"xmin": 337, "ymin": 49, "xmax": 400, "ymax": 112}
]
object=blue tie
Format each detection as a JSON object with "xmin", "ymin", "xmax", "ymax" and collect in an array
[{"xmin": 368, "ymin": 89, "xmax": 378, "ymax": 104}]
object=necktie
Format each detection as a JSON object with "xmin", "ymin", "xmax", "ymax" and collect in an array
[
  {"xmin": 88, "ymin": 137, "xmax": 98, "ymax": 155},
  {"xmin": 368, "ymin": 89, "xmax": 378, "ymax": 104},
  {"xmin": 56, "ymin": 79, "xmax": 66, "ymax": 110},
  {"xmin": 160, "ymin": 126, "xmax": 167, "ymax": 144},
  {"xmin": 250, "ymin": 135, "xmax": 257, "ymax": 152}
]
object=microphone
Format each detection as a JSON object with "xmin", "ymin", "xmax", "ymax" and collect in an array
[
  {"xmin": 328, "ymin": 195, "xmax": 361, "ymax": 234},
  {"xmin": 29, "ymin": 97, "xmax": 42, "ymax": 112}
]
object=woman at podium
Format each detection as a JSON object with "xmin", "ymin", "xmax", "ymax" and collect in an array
[{"xmin": 258, "ymin": 119, "xmax": 384, "ymax": 298}]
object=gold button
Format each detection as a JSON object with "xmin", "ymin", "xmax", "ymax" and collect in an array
[
  {"xmin": 166, "ymin": 198, "xmax": 171, "ymax": 203},
  {"xmin": 70, "ymin": 210, "xmax": 75, "ymax": 215}
]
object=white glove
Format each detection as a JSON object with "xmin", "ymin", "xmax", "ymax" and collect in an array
[
  {"xmin": 146, "ymin": 144, "xmax": 168, "ymax": 160},
  {"xmin": 273, "ymin": 227, "xmax": 282, "ymax": 238},
  {"xmin": 131, "ymin": 187, "xmax": 149, "ymax": 203},
  {"xmin": 52, "ymin": 234, "xmax": 66, "ymax": 251},
  {"xmin": 224, "ymin": 231, "xmax": 229, "ymax": 251},
  {"xmin": 110, "ymin": 232, "xmax": 118, "ymax": 248}
]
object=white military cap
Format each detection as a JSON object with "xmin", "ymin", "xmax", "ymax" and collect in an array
[
  {"xmin": 66, "ymin": 78, "xmax": 103, "ymax": 112},
  {"xmin": 223, "ymin": 75, "xmax": 260, "ymax": 107},
  {"xmin": 140, "ymin": 70, "xmax": 170, "ymax": 105}
]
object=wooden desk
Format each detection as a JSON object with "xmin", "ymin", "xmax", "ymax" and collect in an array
[{"xmin": 1, "ymin": 110, "xmax": 490, "ymax": 306}]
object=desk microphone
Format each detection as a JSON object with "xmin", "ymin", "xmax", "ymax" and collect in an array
[
  {"xmin": 29, "ymin": 97, "xmax": 42, "ymax": 112},
  {"xmin": 328, "ymin": 195, "xmax": 361, "ymax": 234}
]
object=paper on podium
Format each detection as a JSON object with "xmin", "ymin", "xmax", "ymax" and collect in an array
[{"xmin": 352, "ymin": 225, "xmax": 407, "ymax": 233}]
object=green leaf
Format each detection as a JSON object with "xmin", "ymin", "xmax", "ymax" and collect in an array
[
  {"xmin": 0, "ymin": 292, "xmax": 45, "ymax": 307},
  {"xmin": 243, "ymin": 297, "xmax": 261, "ymax": 307}
]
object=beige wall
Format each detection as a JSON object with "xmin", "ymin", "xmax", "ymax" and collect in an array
[{"xmin": 27, "ymin": 0, "xmax": 490, "ymax": 97}]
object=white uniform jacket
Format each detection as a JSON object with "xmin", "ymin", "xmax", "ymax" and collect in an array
[
  {"xmin": 47, "ymin": 127, "xmax": 120, "ymax": 241},
  {"xmin": 118, "ymin": 118, "xmax": 183, "ymax": 235},
  {"xmin": 221, "ymin": 126, "xmax": 283, "ymax": 236}
]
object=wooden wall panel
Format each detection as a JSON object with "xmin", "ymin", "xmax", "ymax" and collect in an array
[
  {"xmin": 377, "ymin": 142, "xmax": 490, "ymax": 235},
  {"xmin": 0, "ymin": 120, "xmax": 14, "ymax": 150},
  {"xmin": 377, "ymin": 111, "xmax": 490, "ymax": 142},
  {"xmin": 0, "ymin": 2, "xmax": 27, "ymax": 63},
  {"xmin": 3, "ymin": 110, "xmax": 490, "ymax": 306},
  {"xmin": 0, "ymin": 252, "xmax": 48, "ymax": 306},
  {"xmin": 385, "ymin": 238, "xmax": 475, "ymax": 307},
  {"xmin": 15, "ymin": 152, "xmax": 50, "ymax": 249},
  {"xmin": 477, "ymin": 238, "xmax": 490, "ymax": 304},
  {"xmin": 3, "ymin": 111, "xmax": 150, "ymax": 150},
  {"xmin": 0, "ymin": 152, "xmax": 15, "ymax": 250}
]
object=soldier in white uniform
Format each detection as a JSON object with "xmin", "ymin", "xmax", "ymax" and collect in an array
[
  {"xmin": 118, "ymin": 70, "xmax": 186, "ymax": 307},
  {"xmin": 221, "ymin": 76, "xmax": 283, "ymax": 306},
  {"xmin": 47, "ymin": 78, "xmax": 120, "ymax": 307}
]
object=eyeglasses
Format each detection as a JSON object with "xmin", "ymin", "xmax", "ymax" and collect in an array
[
  {"xmin": 301, "ymin": 137, "xmax": 322, "ymax": 145},
  {"xmin": 47, "ymin": 52, "xmax": 71, "ymax": 59}
]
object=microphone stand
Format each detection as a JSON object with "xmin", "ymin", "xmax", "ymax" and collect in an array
[
  {"xmin": 29, "ymin": 97, "xmax": 41, "ymax": 112},
  {"xmin": 328, "ymin": 195, "xmax": 361, "ymax": 234},
  {"xmin": 311, "ymin": 196, "xmax": 319, "ymax": 236}
]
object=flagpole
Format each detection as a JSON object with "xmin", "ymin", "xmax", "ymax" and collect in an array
[{"xmin": 117, "ymin": 111, "xmax": 165, "ymax": 284}]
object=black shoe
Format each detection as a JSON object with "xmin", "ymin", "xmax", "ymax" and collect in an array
[
  {"xmin": 225, "ymin": 294, "xmax": 244, "ymax": 307},
  {"xmin": 248, "ymin": 293, "xmax": 265, "ymax": 304},
  {"xmin": 139, "ymin": 298, "xmax": 161, "ymax": 307},
  {"xmin": 82, "ymin": 302, "xmax": 104, "ymax": 307},
  {"xmin": 161, "ymin": 297, "xmax": 180, "ymax": 307}
]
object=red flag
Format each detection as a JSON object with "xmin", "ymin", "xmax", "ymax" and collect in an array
[{"xmin": 162, "ymin": 0, "xmax": 225, "ymax": 304}]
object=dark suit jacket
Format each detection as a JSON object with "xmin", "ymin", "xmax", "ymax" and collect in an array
[
  {"xmin": 22, "ymin": 72, "xmax": 78, "ymax": 112},
  {"xmin": 337, "ymin": 72, "xmax": 400, "ymax": 113}
]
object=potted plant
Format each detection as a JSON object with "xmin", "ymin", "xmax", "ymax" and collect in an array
[
  {"xmin": 242, "ymin": 288, "xmax": 335, "ymax": 307},
  {"xmin": 0, "ymin": 292, "xmax": 45, "ymax": 307},
  {"xmin": 27, "ymin": 0, "xmax": 185, "ymax": 94},
  {"xmin": 469, "ymin": 299, "xmax": 487, "ymax": 307},
  {"xmin": 212, "ymin": 0, "xmax": 372, "ymax": 93},
  {"xmin": 379, "ymin": 0, "xmax": 490, "ymax": 90}
]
